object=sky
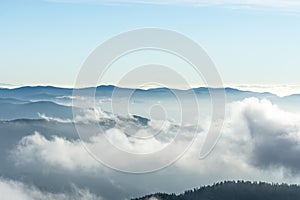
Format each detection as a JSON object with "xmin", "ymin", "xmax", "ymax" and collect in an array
[{"xmin": 1, "ymin": 0, "xmax": 300, "ymax": 87}]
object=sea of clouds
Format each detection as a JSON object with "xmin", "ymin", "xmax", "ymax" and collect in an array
[{"xmin": 1, "ymin": 96, "xmax": 300, "ymax": 199}]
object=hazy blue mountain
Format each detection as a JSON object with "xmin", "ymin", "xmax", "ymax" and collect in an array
[
  {"xmin": 0, "ymin": 85, "xmax": 278, "ymax": 100},
  {"xmin": 0, "ymin": 97, "xmax": 29, "ymax": 104},
  {"xmin": 0, "ymin": 85, "xmax": 290, "ymax": 121},
  {"xmin": 1, "ymin": 85, "xmax": 299, "ymax": 122},
  {"xmin": 0, "ymin": 101, "xmax": 72, "ymax": 120},
  {"xmin": 0, "ymin": 86, "xmax": 72, "ymax": 100}
]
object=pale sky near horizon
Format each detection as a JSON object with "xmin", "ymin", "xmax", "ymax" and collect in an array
[{"xmin": 1, "ymin": 0, "xmax": 300, "ymax": 87}]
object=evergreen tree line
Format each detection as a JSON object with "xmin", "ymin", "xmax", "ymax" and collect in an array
[{"xmin": 132, "ymin": 180, "xmax": 300, "ymax": 200}]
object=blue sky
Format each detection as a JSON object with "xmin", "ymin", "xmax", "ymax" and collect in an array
[{"xmin": 1, "ymin": 0, "xmax": 300, "ymax": 87}]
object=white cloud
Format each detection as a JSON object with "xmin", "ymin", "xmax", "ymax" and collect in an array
[
  {"xmin": 38, "ymin": 106, "xmax": 111, "ymax": 123},
  {"xmin": 38, "ymin": 113, "xmax": 73, "ymax": 123},
  {"xmin": 12, "ymin": 132, "xmax": 99, "ymax": 170},
  {"xmin": 11, "ymin": 126, "xmax": 179, "ymax": 171},
  {"xmin": 146, "ymin": 197, "xmax": 160, "ymax": 200},
  {"xmin": 230, "ymin": 84, "xmax": 300, "ymax": 97},
  {"xmin": 9, "ymin": 97, "xmax": 300, "ymax": 195},
  {"xmin": 229, "ymin": 98, "xmax": 300, "ymax": 172},
  {"xmin": 176, "ymin": 97, "xmax": 300, "ymax": 178},
  {"xmin": 0, "ymin": 178, "xmax": 102, "ymax": 200},
  {"xmin": 74, "ymin": 107, "xmax": 111, "ymax": 123}
]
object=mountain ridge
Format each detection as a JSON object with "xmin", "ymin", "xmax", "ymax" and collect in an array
[
  {"xmin": 132, "ymin": 181, "xmax": 300, "ymax": 200},
  {"xmin": 0, "ymin": 85, "xmax": 277, "ymax": 96}
]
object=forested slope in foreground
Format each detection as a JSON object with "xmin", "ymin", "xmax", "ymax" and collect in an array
[{"xmin": 133, "ymin": 181, "xmax": 300, "ymax": 200}]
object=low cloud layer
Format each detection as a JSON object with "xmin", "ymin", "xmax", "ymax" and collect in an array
[
  {"xmin": 231, "ymin": 84, "xmax": 300, "ymax": 97},
  {"xmin": 6, "ymin": 97, "xmax": 300, "ymax": 199},
  {"xmin": 0, "ymin": 178, "xmax": 102, "ymax": 200},
  {"xmin": 15, "ymin": 98, "xmax": 300, "ymax": 173}
]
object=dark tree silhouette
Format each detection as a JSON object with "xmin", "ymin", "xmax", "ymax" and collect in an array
[{"xmin": 132, "ymin": 181, "xmax": 300, "ymax": 200}]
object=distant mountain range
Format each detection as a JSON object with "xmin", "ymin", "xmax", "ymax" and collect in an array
[
  {"xmin": 0, "ymin": 85, "xmax": 281, "ymax": 99},
  {"xmin": 133, "ymin": 181, "xmax": 300, "ymax": 200},
  {"xmin": 0, "ymin": 85, "xmax": 299, "ymax": 121},
  {"xmin": 0, "ymin": 99, "xmax": 72, "ymax": 120}
]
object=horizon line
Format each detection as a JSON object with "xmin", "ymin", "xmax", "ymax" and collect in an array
[{"xmin": 2, "ymin": 83, "xmax": 300, "ymax": 97}]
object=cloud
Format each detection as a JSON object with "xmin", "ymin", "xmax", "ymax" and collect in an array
[
  {"xmin": 74, "ymin": 107, "xmax": 111, "ymax": 123},
  {"xmin": 0, "ymin": 178, "xmax": 102, "ymax": 200},
  {"xmin": 12, "ymin": 98, "xmax": 300, "ymax": 174},
  {"xmin": 46, "ymin": 0, "xmax": 300, "ymax": 12},
  {"xmin": 146, "ymin": 197, "xmax": 160, "ymax": 200},
  {"xmin": 8, "ymin": 97, "xmax": 300, "ymax": 198},
  {"xmin": 38, "ymin": 113, "xmax": 73, "ymax": 123},
  {"xmin": 12, "ymin": 98, "xmax": 201, "ymax": 173},
  {"xmin": 230, "ymin": 84, "xmax": 300, "ymax": 97},
  {"xmin": 12, "ymin": 131, "xmax": 99, "ymax": 170},
  {"xmin": 38, "ymin": 106, "xmax": 111, "ymax": 124},
  {"xmin": 11, "ymin": 123, "xmax": 187, "ymax": 171},
  {"xmin": 173, "ymin": 97, "xmax": 300, "ymax": 179},
  {"xmin": 232, "ymin": 98, "xmax": 300, "ymax": 173}
]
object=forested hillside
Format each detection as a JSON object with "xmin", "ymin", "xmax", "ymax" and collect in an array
[{"xmin": 133, "ymin": 181, "xmax": 300, "ymax": 200}]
